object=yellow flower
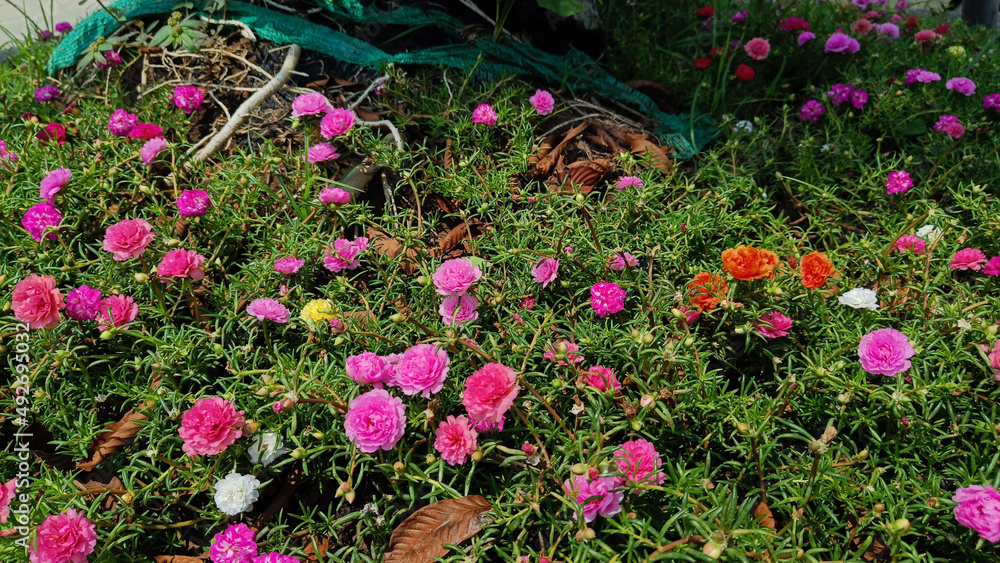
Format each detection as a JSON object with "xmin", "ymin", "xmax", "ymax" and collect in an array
[
  {"xmin": 300, "ymin": 299, "xmax": 337, "ymax": 326},
  {"xmin": 948, "ymin": 45, "xmax": 966, "ymax": 58}
]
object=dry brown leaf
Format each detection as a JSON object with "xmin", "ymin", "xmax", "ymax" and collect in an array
[
  {"xmin": 367, "ymin": 226, "xmax": 421, "ymax": 275},
  {"xmin": 444, "ymin": 139, "xmax": 454, "ymax": 170},
  {"xmin": 78, "ymin": 407, "xmax": 151, "ymax": 472},
  {"xmin": 333, "ymin": 77, "xmax": 359, "ymax": 87},
  {"xmin": 383, "ymin": 496, "xmax": 493, "ymax": 563},
  {"xmin": 559, "ymin": 159, "xmax": 612, "ymax": 193},
  {"xmin": 439, "ymin": 223, "xmax": 468, "ymax": 252},
  {"xmin": 530, "ymin": 121, "xmax": 589, "ymax": 178},
  {"xmin": 305, "ymin": 78, "xmax": 329, "ymax": 89},
  {"xmin": 625, "ymin": 133, "xmax": 673, "ymax": 174},
  {"xmin": 848, "ymin": 517, "xmax": 888, "ymax": 562},
  {"xmin": 753, "ymin": 500, "xmax": 776, "ymax": 529},
  {"xmin": 153, "ymin": 556, "xmax": 204, "ymax": 563},
  {"xmin": 357, "ymin": 109, "xmax": 381, "ymax": 122},
  {"xmin": 303, "ymin": 535, "xmax": 330, "ymax": 562},
  {"xmin": 527, "ymin": 134, "xmax": 559, "ymax": 167}
]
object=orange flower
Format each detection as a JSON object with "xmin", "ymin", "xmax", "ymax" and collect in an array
[
  {"xmin": 721, "ymin": 246, "xmax": 779, "ymax": 281},
  {"xmin": 800, "ymin": 251, "xmax": 835, "ymax": 289},
  {"xmin": 687, "ymin": 272, "xmax": 729, "ymax": 312}
]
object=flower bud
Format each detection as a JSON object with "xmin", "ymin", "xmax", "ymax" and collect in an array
[
  {"xmin": 808, "ymin": 440, "xmax": 822, "ymax": 453},
  {"xmin": 312, "ymin": 431, "xmax": 325, "ymax": 440},
  {"xmin": 631, "ymin": 420, "xmax": 642, "ymax": 431},
  {"xmin": 99, "ymin": 330, "xmax": 114, "ymax": 340},
  {"xmin": 390, "ymin": 313, "xmax": 404, "ymax": 323},
  {"xmin": 574, "ymin": 193, "xmax": 585, "ymax": 203},
  {"xmin": 892, "ymin": 518, "xmax": 910, "ymax": 534},
  {"xmin": 393, "ymin": 461, "xmax": 405, "ymax": 473},
  {"xmin": 640, "ymin": 394, "xmax": 654, "ymax": 408},
  {"xmin": 702, "ymin": 540, "xmax": 723, "ymax": 559},
  {"xmin": 570, "ymin": 463, "xmax": 588, "ymax": 475},
  {"xmin": 134, "ymin": 272, "xmax": 148, "ymax": 283},
  {"xmin": 425, "ymin": 453, "xmax": 436, "ymax": 464},
  {"xmin": 333, "ymin": 336, "xmax": 346, "ymax": 346},
  {"xmin": 581, "ymin": 527, "xmax": 596, "ymax": 540},
  {"xmin": 736, "ymin": 422, "xmax": 751, "ymax": 435},
  {"xmin": 471, "ymin": 449, "xmax": 484, "ymax": 462},
  {"xmin": 641, "ymin": 332, "xmax": 654, "ymax": 345},
  {"xmin": 416, "ymin": 275, "xmax": 430, "ymax": 286},
  {"xmin": 291, "ymin": 447, "xmax": 306, "ymax": 459},
  {"xmin": 336, "ymin": 481, "xmax": 352, "ymax": 497},
  {"xmin": 874, "ymin": 502, "xmax": 885, "ymax": 514}
]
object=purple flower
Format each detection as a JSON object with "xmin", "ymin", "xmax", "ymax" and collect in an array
[
  {"xmin": 176, "ymin": 189, "xmax": 212, "ymax": 216},
  {"xmin": 799, "ymin": 99, "xmax": 826, "ymax": 122},
  {"xmin": 828, "ymin": 83, "xmax": 853, "ymax": 107},
  {"xmin": 55, "ymin": 22, "xmax": 73, "ymax": 33},
  {"xmin": 65, "ymin": 286, "xmax": 102, "ymax": 321},
  {"xmin": 797, "ymin": 31, "xmax": 816, "ymax": 45},
  {"xmin": 825, "ymin": 32, "xmax": 860, "ymax": 53},
  {"xmin": 731, "ymin": 9, "xmax": 748, "ymax": 22},
  {"xmin": 108, "ymin": 109, "xmax": 138, "ymax": 137},
  {"xmin": 904, "ymin": 68, "xmax": 941, "ymax": 85},
  {"xmin": 984, "ymin": 93, "xmax": 1000, "ymax": 112},
  {"xmin": 876, "ymin": 22, "xmax": 900, "ymax": 40},
  {"xmin": 172, "ymin": 85, "xmax": 205, "ymax": 114},
  {"xmin": 40, "ymin": 168, "xmax": 71, "ymax": 203},
  {"xmin": 946, "ymin": 77, "xmax": 976, "ymax": 96},
  {"xmin": 850, "ymin": 89, "xmax": 869, "ymax": 110},
  {"xmin": 34, "ymin": 86, "xmax": 60, "ymax": 102},
  {"xmin": 933, "ymin": 114, "xmax": 965, "ymax": 139},
  {"xmin": 858, "ymin": 327, "xmax": 915, "ymax": 376},
  {"xmin": 22, "ymin": 202, "xmax": 62, "ymax": 242},
  {"xmin": 562, "ymin": 475, "xmax": 623, "ymax": 522}
]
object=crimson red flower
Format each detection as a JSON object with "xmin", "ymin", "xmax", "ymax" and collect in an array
[
  {"xmin": 694, "ymin": 57, "xmax": 711, "ymax": 69},
  {"xmin": 905, "ymin": 15, "xmax": 920, "ymax": 31},
  {"xmin": 36, "ymin": 122, "xmax": 66, "ymax": 146},
  {"xmin": 709, "ymin": 46, "xmax": 728, "ymax": 58},
  {"xmin": 695, "ymin": 5, "xmax": 714, "ymax": 18},
  {"xmin": 935, "ymin": 23, "xmax": 950, "ymax": 35},
  {"xmin": 734, "ymin": 64, "xmax": 755, "ymax": 81}
]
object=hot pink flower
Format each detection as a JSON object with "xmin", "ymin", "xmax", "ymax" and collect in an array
[
  {"xmin": 291, "ymin": 92, "xmax": 331, "ymax": 117},
  {"xmin": 780, "ymin": 17, "xmax": 809, "ymax": 31},
  {"xmin": 885, "ymin": 170, "xmax": 913, "ymax": 194},
  {"xmin": 583, "ymin": 365, "xmax": 620, "ymax": 392},
  {"xmin": 531, "ymin": 257, "xmax": 559, "ymax": 288},
  {"xmin": 307, "ymin": 143, "xmax": 340, "ymax": 163},
  {"xmin": 799, "ymin": 100, "xmax": 826, "ymax": 122},
  {"xmin": 245, "ymin": 298, "xmax": 290, "ymax": 323},
  {"xmin": 946, "ymin": 77, "xmax": 976, "ymax": 96},
  {"xmin": 985, "ymin": 257, "xmax": 1000, "ymax": 276},
  {"xmin": 97, "ymin": 50, "xmax": 123, "ymax": 68},
  {"xmin": 65, "ymin": 285, "xmax": 101, "ymax": 322},
  {"xmin": 274, "ymin": 257, "xmax": 305, "ymax": 274},
  {"xmin": 609, "ymin": 252, "xmax": 638, "ymax": 271},
  {"xmin": 210, "ymin": 523, "xmax": 258, "ymax": 563},
  {"xmin": 562, "ymin": 475, "xmax": 623, "ymax": 522},
  {"xmin": 462, "ymin": 362, "xmax": 519, "ymax": 430},
  {"xmin": 892, "ymin": 234, "xmax": 926, "ymax": 254},
  {"xmin": 434, "ymin": 415, "xmax": 479, "ymax": 465},
  {"xmin": 28, "ymin": 508, "xmax": 96, "ymax": 563},
  {"xmin": 103, "ymin": 218, "xmax": 155, "ymax": 260},
  {"xmin": 96, "ymin": 295, "xmax": 138, "ymax": 331},
  {"xmin": 591, "ymin": 282, "xmax": 626, "ymax": 317},
  {"xmin": 37, "ymin": 122, "xmax": 67, "ymax": 146},
  {"xmin": 529, "ymin": 90, "xmax": 554, "ymax": 115},
  {"xmin": 179, "ymin": 397, "xmax": 246, "ymax": 457},
  {"xmin": 933, "ymin": 114, "xmax": 965, "ymax": 139},
  {"xmin": 433, "ymin": 258, "xmax": 482, "ymax": 296},
  {"xmin": 953, "ymin": 485, "xmax": 1000, "ymax": 542},
  {"xmin": 950, "ymin": 248, "xmax": 987, "ymax": 271},
  {"xmin": 439, "ymin": 294, "xmax": 479, "ymax": 325},
  {"xmin": 346, "ymin": 351, "xmax": 387, "ymax": 387},
  {"xmin": 754, "ymin": 311, "xmax": 792, "ymax": 338},
  {"xmin": 614, "ymin": 438, "xmax": 665, "ymax": 489},
  {"xmin": 323, "ymin": 236, "xmax": 369, "ymax": 272},
  {"xmin": 320, "ymin": 108, "xmax": 356, "ymax": 138},
  {"xmin": 253, "ymin": 554, "xmax": 299, "ymax": 563},
  {"xmin": 394, "ymin": 343, "xmax": 449, "ymax": 398},
  {"xmin": 744, "ymin": 37, "xmax": 771, "ymax": 60},
  {"xmin": 615, "ymin": 176, "xmax": 644, "ymax": 191},
  {"xmin": 472, "ymin": 104, "xmax": 498, "ymax": 126},
  {"xmin": 12, "ymin": 274, "xmax": 63, "ymax": 330},
  {"xmin": 343, "ymin": 388, "xmax": 406, "ymax": 453},
  {"xmin": 0, "ymin": 479, "xmax": 15, "ymax": 524},
  {"xmin": 128, "ymin": 123, "xmax": 163, "ymax": 140},
  {"xmin": 319, "ymin": 187, "xmax": 351, "ymax": 205},
  {"xmin": 989, "ymin": 342, "xmax": 1000, "ymax": 380},
  {"xmin": 984, "ymin": 93, "xmax": 1000, "ymax": 112},
  {"xmin": 544, "ymin": 340, "xmax": 584, "ymax": 365},
  {"xmin": 828, "ymin": 83, "xmax": 852, "ymax": 107},
  {"xmin": 22, "ymin": 202, "xmax": 63, "ymax": 242},
  {"xmin": 40, "ymin": 168, "xmax": 71, "ymax": 203},
  {"xmin": 140, "ymin": 137, "xmax": 168, "ymax": 167},
  {"xmin": 177, "ymin": 189, "xmax": 212, "ymax": 216},
  {"xmin": 108, "ymin": 109, "xmax": 138, "ymax": 136},
  {"xmin": 158, "ymin": 248, "xmax": 206, "ymax": 280},
  {"xmin": 858, "ymin": 327, "xmax": 915, "ymax": 376},
  {"xmin": 172, "ymin": 85, "xmax": 204, "ymax": 114}
]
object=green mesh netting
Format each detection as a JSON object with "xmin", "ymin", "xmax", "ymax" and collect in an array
[{"xmin": 47, "ymin": 0, "xmax": 716, "ymax": 158}]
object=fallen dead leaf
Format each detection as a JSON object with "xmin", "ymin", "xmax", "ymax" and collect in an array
[
  {"xmin": 439, "ymin": 223, "xmax": 468, "ymax": 253},
  {"xmin": 557, "ymin": 159, "xmax": 612, "ymax": 193},
  {"xmin": 383, "ymin": 495, "xmax": 493, "ymax": 563},
  {"xmin": 367, "ymin": 226, "xmax": 422, "ymax": 274},
  {"xmin": 303, "ymin": 535, "xmax": 330, "ymax": 562},
  {"xmin": 624, "ymin": 133, "xmax": 673, "ymax": 174},
  {"xmin": 529, "ymin": 121, "xmax": 590, "ymax": 178},
  {"xmin": 753, "ymin": 499, "xmax": 776, "ymax": 529},
  {"xmin": 153, "ymin": 556, "xmax": 204, "ymax": 563},
  {"xmin": 77, "ymin": 407, "xmax": 150, "ymax": 472}
]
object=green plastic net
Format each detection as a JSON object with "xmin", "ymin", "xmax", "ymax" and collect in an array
[{"xmin": 47, "ymin": 0, "xmax": 715, "ymax": 158}]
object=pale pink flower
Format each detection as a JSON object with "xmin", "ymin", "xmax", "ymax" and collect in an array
[
  {"xmin": 40, "ymin": 168, "xmax": 71, "ymax": 203},
  {"xmin": 103, "ymin": 219, "xmax": 156, "ymax": 260},
  {"xmin": 210, "ymin": 523, "xmax": 258, "ymax": 563},
  {"xmin": 344, "ymin": 388, "xmax": 406, "ymax": 453},
  {"xmin": 434, "ymin": 415, "xmax": 479, "ymax": 465},
  {"xmin": 177, "ymin": 189, "xmax": 212, "ymax": 216},
  {"xmin": 96, "ymin": 295, "xmax": 138, "ymax": 331},
  {"xmin": 172, "ymin": 85, "xmax": 204, "ymax": 114},
  {"xmin": 274, "ymin": 257, "xmax": 305, "ymax": 274},
  {"xmin": 323, "ymin": 236, "xmax": 369, "ymax": 272},
  {"xmin": 178, "ymin": 397, "xmax": 246, "ymax": 457},
  {"xmin": 858, "ymin": 327, "xmax": 915, "ymax": 376},
  {"xmin": 544, "ymin": 340, "xmax": 584, "ymax": 365},
  {"xmin": 531, "ymin": 257, "xmax": 559, "ymax": 288},
  {"xmin": 140, "ymin": 137, "xmax": 168, "ymax": 167},
  {"xmin": 953, "ymin": 485, "xmax": 1000, "ymax": 542},
  {"xmin": 12, "ymin": 274, "xmax": 64, "ymax": 329},
  {"xmin": 320, "ymin": 108, "xmax": 356, "ymax": 138},
  {"xmin": 245, "ymin": 298, "xmax": 290, "ymax": 323},
  {"xmin": 892, "ymin": 234, "xmax": 926, "ymax": 254},
  {"xmin": 394, "ymin": 343, "xmax": 450, "ymax": 398},
  {"xmin": 946, "ymin": 77, "xmax": 976, "ymax": 96},
  {"xmin": 950, "ymin": 248, "xmax": 987, "ymax": 271},
  {"xmin": 22, "ymin": 202, "xmax": 63, "ymax": 242},
  {"xmin": 591, "ymin": 282, "xmax": 626, "ymax": 317},
  {"xmin": 472, "ymin": 104, "xmax": 498, "ymax": 126},
  {"xmin": 157, "ymin": 248, "xmax": 206, "ymax": 280},
  {"xmin": 65, "ymin": 285, "xmax": 101, "ymax": 322},
  {"xmin": 529, "ymin": 90, "xmax": 554, "ymax": 115},
  {"xmin": 346, "ymin": 351, "xmax": 387, "ymax": 387},
  {"xmin": 439, "ymin": 294, "xmax": 479, "ymax": 325},
  {"xmin": 108, "ymin": 109, "xmax": 137, "ymax": 136},
  {"xmin": 614, "ymin": 438, "xmax": 665, "ymax": 489},
  {"xmin": 462, "ymin": 362, "xmax": 519, "ymax": 430},
  {"xmin": 583, "ymin": 365, "xmax": 620, "ymax": 392},
  {"xmin": 433, "ymin": 258, "xmax": 482, "ymax": 296},
  {"xmin": 744, "ymin": 37, "xmax": 771, "ymax": 60},
  {"xmin": 615, "ymin": 176, "xmax": 643, "ymax": 190},
  {"xmin": 885, "ymin": 170, "xmax": 913, "ymax": 194},
  {"xmin": 291, "ymin": 93, "xmax": 330, "ymax": 117},
  {"xmin": 28, "ymin": 509, "xmax": 96, "ymax": 563},
  {"xmin": 307, "ymin": 143, "xmax": 340, "ymax": 163},
  {"xmin": 562, "ymin": 475, "xmax": 623, "ymax": 522},
  {"xmin": 609, "ymin": 252, "xmax": 638, "ymax": 271},
  {"xmin": 0, "ymin": 479, "xmax": 15, "ymax": 524}
]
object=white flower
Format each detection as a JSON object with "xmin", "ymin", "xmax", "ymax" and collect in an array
[
  {"xmin": 248, "ymin": 432, "xmax": 286, "ymax": 467},
  {"xmin": 214, "ymin": 472, "xmax": 260, "ymax": 516},
  {"xmin": 735, "ymin": 120, "xmax": 754, "ymax": 133},
  {"xmin": 838, "ymin": 288, "xmax": 879, "ymax": 311},
  {"xmin": 820, "ymin": 143, "xmax": 833, "ymax": 152},
  {"xmin": 915, "ymin": 224, "xmax": 941, "ymax": 242}
]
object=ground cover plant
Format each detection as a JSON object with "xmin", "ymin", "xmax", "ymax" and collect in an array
[{"xmin": 2, "ymin": 0, "xmax": 1000, "ymax": 562}]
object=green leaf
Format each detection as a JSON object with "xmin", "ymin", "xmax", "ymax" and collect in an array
[
  {"xmin": 895, "ymin": 118, "xmax": 927, "ymax": 136},
  {"xmin": 468, "ymin": 256, "xmax": 490, "ymax": 271},
  {"xmin": 536, "ymin": 0, "xmax": 586, "ymax": 17},
  {"xmin": 149, "ymin": 26, "xmax": 172, "ymax": 47}
]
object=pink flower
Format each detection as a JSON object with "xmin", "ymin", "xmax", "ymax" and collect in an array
[
  {"xmin": 562, "ymin": 475, "xmax": 623, "ymax": 522},
  {"xmin": 179, "ymin": 397, "xmax": 246, "ymax": 457},
  {"xmin": 989, "ymin": 342, "xmax": 1000, "ymax": 379},
  {"xmin": 394, "ymin": 343, "xmax": 450, "ymax": 398},
  {"xmin": 615, "ymin": 176, "xmax": 644, "ymax": 191},
  {"xmin": 828, "ymin": 83, "xmax": 853, "ymax": 107},
  {"xmin": 531, "ymin": 257, "xmax": 559, "ymax": 288},
  {"xmin": 858, "ymin": 327, "xmax": 915, "ymax": 376},
  {"xmin": 892, "ymin": 234, "xmax": 926, "ymax": 254},
  {"xmin": 731, "ymin": 9, "xmax": 748, "ymax": 23},
  {"xmin": 0, "ymin": 479, "xmax": 15, "ymax": 524},
  {"xmin": 434, "ymin": 415, "xmax": 479, "ymax": 465},
  {"xmin": 754, "ymin": 311, "xmax": 792, "ymax": 338},
  {"xmin": 323, "ymin": 236, "xmax": 369, "ymax": 272},
  {"xmin": 985, "ymin": 257, "xmax": 1000, "ymax": 276},
  {"xmin": 40, "ymin": 168, "xmax": 71, "ymax": 203},
  {"xmin": 210, "ymin": 523, "xmax": 258, "ymax": 563},
  {"xmin": 320, "ymin": 108, "xmax": 356, "ymax": 138},
  {"xmin": 825, "ymin": 32, "xmax": 860, "ymax": 53},
  {"xmin": 177, "ymin": 189, "xmax": 212, "ymax": 216},
  {"xmin": 307, "ymin": 143, "xmax": 340, "ymax": 163},
  {"xmin": 780, "ymin": 17, "xmax": 809, "ymax": 31},
  {"xmin": 520, "ymin": 297, "xmax": 535, "ymax": 309},
  {"xmin": 529, "ymin": 90, "xmax": 554, "ymax": 115},
  {"xmin": 953, "ymin": 485, "xmax": 1000, "ymax": 542},
  {"xmin": 65, "ymin": 285, "xmax": 102, "ymax": 321},
  {"xmin": 851, "ymin": 89, "xmax": 869, "ymax": 110},
  {"xmin": 472, "ymin": 104, "xmax": 498, "ymax": 126},
  {"xmin": 797, "ymin": 31, "xmax": 816, "ymax": 45},
  {"xmin": 0, "ymin": 139, "xmax": 19, "ymax": 168},
  {"xmin": 984, "ymin": 93, "xmax": 1000, "ymax": 112},
  {"xmin": 462, "ymin": 362, "xmax": 519, "ymax": 430},
  {"xmin": 876, "ymin": 22, "xmax": 900, "ymax": 39},
  {"xmin": 141, "ymin": 137, "xmax": 168, "ymax": 166},
  {"xmin": 108, "ymin": 109, "xmax": 138, "ymax": 136},
  {"xmin": 591, "ymin": 282, "xmax": 626, "ymax": 317},
  {"xmin": 245, "ymin": 298, "xmax": 290, "ymax": 323},
  {"xmin": 291, "ymin": 93, "xmax": 331, "ymax": 117},
  {"xmin": 744, "ymin": 37, "xmax": 771, "ymax": 60},
  {"xmin": 319, "ymin": 187, "xmax": 351, "ymax": 205},
  {"xmin": 253, "ymin": 554, "xmax": 300, "ymax": 563},
  {"xmin": 346, "ymin": 351, "xmax": 387, "ymax": 387},
  {"xmin": 583, "ymin": 365, "xmax": 620, "ymax": 392},
  {"xmin": 96, "ymin": 294, "xmax": 138, "ymax": 331},
  {"xmin": 28, "ymin": 509, "xmax": 96, "ymax": 563},
  {"xmin": 37, "ymin": 122, "xmax": 67, "ymax": 146},
  {"xmin": 433, "ymin": 258, "xmax": 482, "ymax": 296},
  {"xmin": 439, "ymin": 294, "xmax": 480, "ymax": 325},
  {"xmin": 274, "ymin": 257, "xmax": 305, "ymax": 274},
  {"xmin": 158, "ymin": 249, "xmax": 206, "ymax": 280},
  {"xmin": 885, "ymin": 170, "xmax": 913, "ymax": 194},
  {"xmin": 544, "ymin": 341, "xmax": 584, "ymax": 365},
  {"xmin": 172, "ymin": 85, "xmax": 204, "ymax": 114},
  {"xmin": 933, "ymin": 114, "xmax": 965, "ymax": 139},
  {"xmin": 914, "ymin": 29, "xmax": 938, "ymax": 43},
  {"xmin": 97, "ymin": 50, "xmax": 123, "ymax": 68},
  {"xmin": 851, "ymin": 18, "xmax": 873, "ymax": 35},
  {"xmin": 344, "ymin": 388, "xmax": 406, "ymax": 453},
  {"xmin": 904, "ymin": 68, "xmax": 941, "ymax": 85},
  {"xmin": 950, "ymin": 248, "xmax": 988, "ymax": 271},
  {"xmin": 12, "ymin": 274, "xmax": 63, "ymax": 330},
  {"xmin": 946, "ymin": 77, "xmax": 976, "ymax": 96},
  {"xmin": 609, "ymin": 252, "xmax": 638, "ymax": 271},
  {"xmin": 34, "ymin": 85, "xmax": 60, "ymax": 101},
  {"xmin": 799, "ymin": 100, "xmax": 826, "ymax": 122},
  {"xmin": 614, "ymin": 438, "xmax": 665, "ymax": 489},
  {"xmin": 22, "ymin": 202, "xmax": 63, "ymax": 242},
  {"xmin": 103, "ymin": 218, "xmax": 155, "ymax": 260}
]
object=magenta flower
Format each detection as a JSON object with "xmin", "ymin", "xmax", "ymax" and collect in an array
[
  {"xmin": 291, "ymin": 92, "xmax": 331, "ymax": 117},
  {"xmin": 210, "ymin": 523, "xmax": 258, "ymax": 563},
  {"xmin": 96, "ymin": 294, "xmax": 138, "ymax": 331},
  {"xmin": 97, "ymin": 50, "xmax": 123, "ymax": 68},
  {"xmin": 825, "ymin": 32, "xmax": 860, "ymax": 53},
  {"xmin": 563, "ymin": 475, "xmax": 623, "ymax": 522},
  {"xmin": 583, "ymin": 365, "xmax": 620, "ymax": 392},
  {"xmin": 40, "ymin": 167, "xmax": 71, "ymax": 203},
  {"xmin": 157, "ymin": 248, "xmax": 206, "ymax": 280},
  {"xmin": 37, "ymin": 122, "xmax": 67, "ymax": 146},
  {"xmin": 253, "ymin": 554, "xmax": 300, "ymax": 563},
  {"xmin": 850, "ymin": 89, "xmax": 869, "ymax": 110},
  {"xmin": 531, "ymin": 257, "xmax": 559, "ymax": 288},
  {"xmin": 140, "ymin": 137, "xmax": 168, "ymax": 166},
  {"xmin": 344, "ymin": 388, "xmax": 406, "ymax": 453},
  {"xmin": 529, "ymin": 89, "xmax": 554, "ymax": 115},
  {"xmin": 179, "ymin": 397, "xmax": 246, "ymax": 457},
  {"xmin": 985, "ymin": 257, "xmax": 1000, "ymax": 276},
  {"xmin": 953, "ymin": 485, "xmax": 1000, "ymax": 542},
  {"xmin": 797, "ymin": 31, "xmax": 816, "ymax": 45},
  {"xmin": 799, "ymin": 100, "xmax": 826, "ymax": 122},
  {"xmin": 0, "ymin": 139, "xmax": 19, "ymax": 169},
  {"xmin": 34, "ymin": 85, "xmax": 60, "ymax": 101},
  {"xmin": 984, "ymin": 93, "xmax": 1000, "ymax": 112},
  {"xmin": 828, "ymin": 84, "xmax": 853, "ymax": 107},
  {"xmin": 108, "ymin": 109, "xmax": 138, "ymax": 136},
  {"xmin": 434, "ymin": 415, "xmax": 478, "ymax": 465},
  {"xmin": 65, "ymin": 285, "xmax": 102, "ymax": 321},
  {"xmin": 462, "ymin": 362, "xmax": 519, "ymax": 430},
  {"xmin": 858, "ymin": 327, "xmax": 915, "ymax": 376},
  {"xmin": 346, "ymin": 351, "xmax": 386, "ymax": 387},
  {"xmin": 614, "ymin": 438, "xmax": 665, "ymax": 490},
  {"xmin": 307, "ymin": 142, "xmax": 340, "ymax": 163},
  {"xmin": 754, "ymin": 311, "xmax": 792, "ymax": 338},
  {"xmin": 472, "ymin": 104, "xmax": 498, "ymax": 126},
  {"xmin": 319, "ymin": 187, "xmax": 351, "ymax": 205},
  {"xmin": 780, "ymin": 17, "xmax": 809, "ymax": 31},
  {"xmin": 28, "ymin": 509, "xmax": 97, "ymax": 563},
  {"xmin": 274, "ymin": 256, "xmax": 305, "ymax": 274},
  {"xmin": 946, "ymin": 77, "xmax": 976, "ymax": 96},
  {"xmin": 591, "ymin": 282, "xmax": 626, "ymax": 317},
  {"xmin": 904, "ymin": 68, "xmax": 941, "ymax": 85},
  {"xmin": 914, "ymin": 29, "xmax": 938, "ymax": 44},
  {"xmin": 103, "ymin": 218, "xmax": 155, "ymax": 260},
  {"xmin": 933, "ymin": 114, "xmax": 965, "ymax": 139},
  {"xmin": 615, "ymin": 175, "xmax": 644, "ymax": 191},
  {"xmin": 55, "ymin": 21, "xmax": 72, "ymax": 33},
  {"xmin": 892, "ymin": 234, "xmax": 926, "ymax": 254},
  {"xmin": 433, "ymin": 258, "xmax": 482, "ymax": 296},
  {"xmin": 245, "ymin": 298, "xmax": 291, "ymax": 323},
  {"xmin": 0, "ymin": 479, "xmax": 14, "ymax": 524},
  {"xmin": 22, "ymin": 202, "xmax": 63, "ymax": 242},
  {"xmin": 319, "ymin": 108, "xmax": 356, "ymax": 138},
  {"xmin": 394, "ymin": 343, "xmax": 449, "ymax": 398},
  {"xmin": 950, "ymin": 248, "xmax": 988, "ymax": 271},
  {"xmin": 731, "ymin": 9, "xmax": 748, "ymax": 23},
  {"xmin": 885, "ymin": 170, "xmax": 913, "ymax": 194},
  {"xmin": 176, "ymin": 189, "xmax": 212, "ymax": 216},
  {"xmin": 172, "ymin": 85, "xmax": 205, "ymax": 113},
  {"xmin": 323, "ymin": 236, "xmax": 369, "ymax": 272},
  {"xmin": 439, "ymin": 294, "xmax": 480, "ymax": 325}
]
